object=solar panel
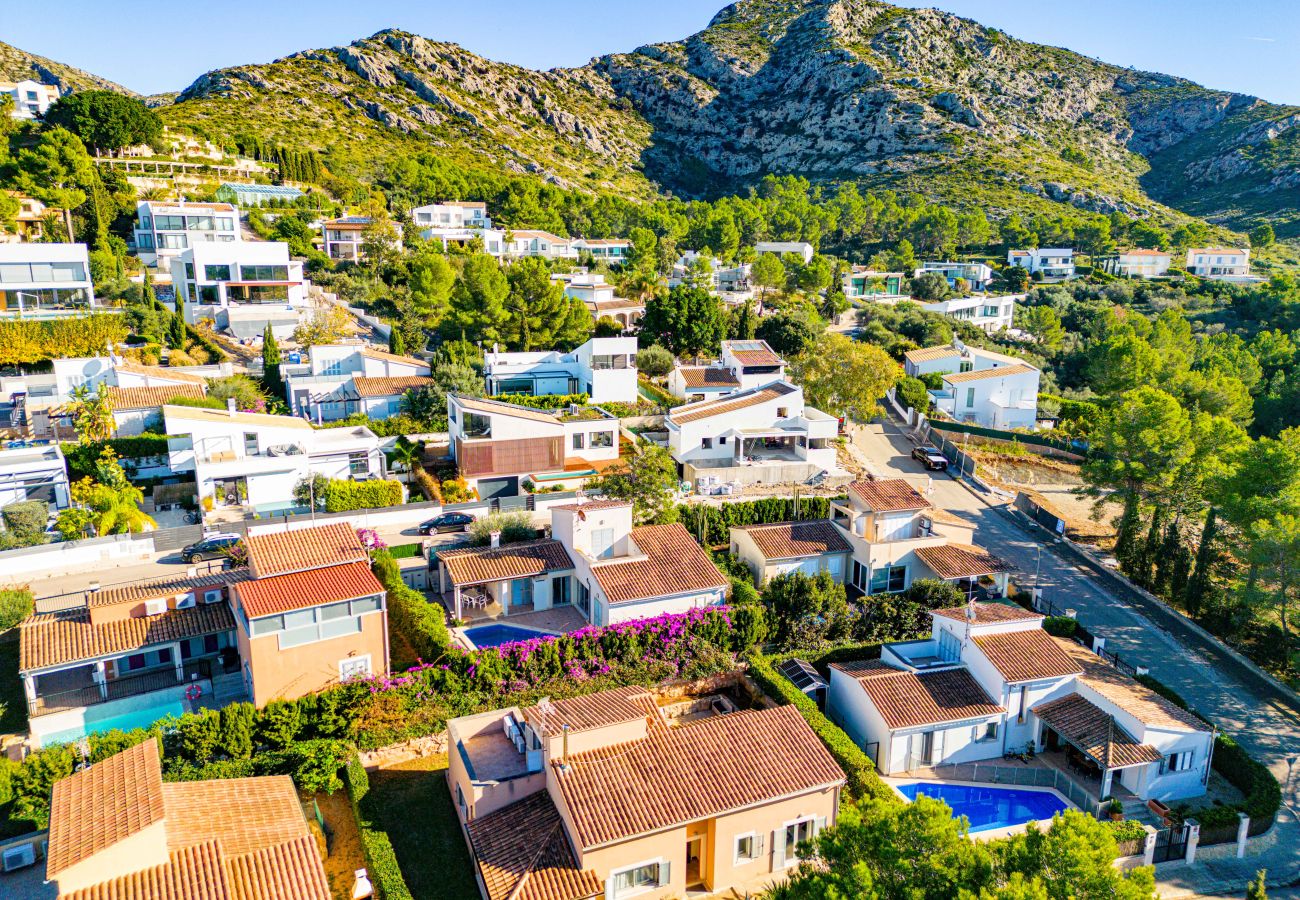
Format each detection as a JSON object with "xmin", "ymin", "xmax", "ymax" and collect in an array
[{"xmin": 776, "ymin": 658, "xmax": 827, "ymax": 693}]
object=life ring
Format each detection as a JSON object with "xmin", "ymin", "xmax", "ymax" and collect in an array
[{"xmin": 185, "ymin": 684, "xmax": 202, "ymax": 702}]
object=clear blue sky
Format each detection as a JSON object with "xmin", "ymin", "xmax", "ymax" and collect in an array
[{"xmin": 5, "ymin": 0, "xmax": 1298, "ymax": 104}]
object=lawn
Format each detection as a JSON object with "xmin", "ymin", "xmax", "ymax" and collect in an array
[{"xmin": 367, "ymin": 754, "xmax": 477, "ymax": 900}]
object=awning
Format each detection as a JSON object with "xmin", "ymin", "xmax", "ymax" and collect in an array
[{"xmin": 1033, "ymin": 692, "xmax": 1164, "ymax": 770}]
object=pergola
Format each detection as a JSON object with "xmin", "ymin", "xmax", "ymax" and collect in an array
[{"xmin": 1032, "ymin": 692, "xmax": 1164, "ymax": 798}]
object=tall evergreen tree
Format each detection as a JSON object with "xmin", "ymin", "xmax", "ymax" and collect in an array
[
  {"xmin": 262, "ymin": 323, "xmax": 282, "ymax": 394},
  {"xmin": 1185, "ymin": 507, "xmax": 1218, "ymax": 617},
  {"xmin": 388, "ymin": 327, "xmax": 405, "ymax": 356}
]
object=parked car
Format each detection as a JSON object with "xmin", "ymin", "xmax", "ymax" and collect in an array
[
  {"xmin": 181, "ymin": 533, "xmax": 243, "ymax": 563},
  {"xmin": 419, "ymin": 512, "xmax": 475, "ymax": 535},
  {"xmin": 912, "ymin": 446, "xmax": 949, "ymax": 471}
]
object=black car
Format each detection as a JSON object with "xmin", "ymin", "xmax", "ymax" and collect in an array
[
  {"xmin": 419, "ymin": 512, "xmax": 475, "ymax": 535},
  {"xmin": 912, "ymin": 446, "xmax": 949, "ymax": 471},
  {"xmin": 181, "ymin": 533, "xmax": 243, "ymax": 563}
]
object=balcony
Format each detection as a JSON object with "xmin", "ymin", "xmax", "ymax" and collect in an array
[{"xmin": 29, "ymin": 657, "xmax": 215, "ymax": 717}]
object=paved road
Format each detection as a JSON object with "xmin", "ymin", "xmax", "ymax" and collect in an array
[{"xmin": 853, "ymin": 420, "xmax": 1300, "ymax": 896}]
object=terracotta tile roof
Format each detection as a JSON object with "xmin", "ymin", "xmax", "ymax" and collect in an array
[
  {"xmin": 222, "ymin": 835, "xmax": 331, "ymax": 900},
  {"xmin": 1056, "ymin": 639, "xmax": 1207, "ymax": 731},
  {"xmin": 245, "ymin": 521, "xmax": 368, "ymax": 577},
  {"xmin": 114, "ymin": 362, "xmax": 209, "ymax": 386},
  {"xmin": 163, "ymin": 404, "xmax": 313, "ymax": 430},
  {"xmin": 1032, "ymin": 693, "xmax": 1165, "ymax": 769},
  {"xmin": 733, "ymin": 520, "xmax": 852, "ymax": 560},
  {"xmin": 916, "ymin": 543, "xmax": 1013, "ymax": 580},
  {"xmin": 20, "ymin": 603, "xmax": 236, "ymax": 672},
  {"xmin": 467, "ymin": 792, "xmax": 602, "ymax": 900},
  {"xmin": 723, "ymin": 340, "xmax": 783, "ymax": 366},
  {"xmin": 1188, "ymin": 247, "xmax": 1246, "ymax": 256},
  {"xmin": 359, "ymin": 347, "xmax": 430, "ymax": 368},
  {"xmin": 848, "ymin": 478, "xmax": 931, "ymax": 512},
  {"xmin": 105, "ymin": 383, "xmax": 206, "ymax": 410},
  {"xmin": 942, "ymin": 364, "xmax": 1037, "ymax": 384},
  {"xmin": 553, "ymin": 704, "xmax": 845, "ymax": 849},
  {"xmin": 440, "ymin": 539, "xmax": 575, "ymax": 588},
  {"xmin": 903, "ymin": 346, "xmax": 961, "ymax": 365},
  {"xmin": 89, "ymin": 570, "xmax": 249, "ymax": 609},
  {"xmin": 677, "ymin": 366, "xmax": 740, "ymax": 389},
  {"xmin": 60, "ymin": 840, "xmax": 232, "ymax": 900},
  {"xmin": 831, "ymin": 662, "xmax": 1003, "ymax": 729},
  {"xmin": 669, "ymin": 381, "xmax": 797, "ymax": 425},
  {"xmin": 932, "ymin": 602, "xmax": 1042, "ymax": 626},
  {"xmin": 48, "ymin": 738, "xmax": 166, "ymax": 877},
  {"xmin": 973, "ymin": 630, "xmax": 1083, "ymax": 684},
  {"xmin": 234, "ymin": 560, "xmax": 383, "ymax": 619},
  {"xmin": 352, "ymin": 375, "xmax": 433, "ymax": 398},
  {"xmin": 549, "ymin": 499, "xmax": 632, "ymax": 513},
  {"xmin": 163, "ymin": 777, "xmax": 310, "ymax": 857},
  {"xmin": 1118, "ymin": 249, "xmax": 1170, "ymax": 257},
  {"xmin": 454, "ymin": 395, "xmax": 564, "ymax": 426},
  {"xmin": 591, "ymin": 523, "xmax": 728, "ymax": 605},
  {"xmin": 523, "ymin": 685, "xmax": 655, "ymax": 735}
]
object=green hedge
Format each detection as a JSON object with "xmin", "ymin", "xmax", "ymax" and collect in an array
[
  {"xmin": 372, "ymin": 551, "xmax": 451, "ymax": 664},
  {"xmin": 387, "ymin": 543, "xmax": 422, "ymax": 560},
  {"xmin": 0, "ymin": 589, "xmax": 34, "ymax": 632},
  {"xmin": 489, "ymin": 392, "xmax": 589, "ymax": 409},
  {"xmin": 1, "ymin": 500, "xmax": 47, "ymax": 545},
  {"xmin": 1040, "ymin": 393, "xmax": 1100, "ymax": 423},
  {"xmin": 746, "ymin": 653, "xmax": 896, "ymax": 804},
  {"xmin": 344, "ymin": 756, "xmax": 414, "ymax": 900},
  {"xmin": 324, "ymin": 479, "xmax": 404, "ymax": 513},
  {"xmin": 1137, "ymin": 675, "xmax": 1281, "ymax": 830},
  {"xmin": 677, "ymin": 497, "xmax": 834, "ymax": 547},
  {"xmin": 1043, "ymin": 616, "xmax": 1079, "ymax": 639}
]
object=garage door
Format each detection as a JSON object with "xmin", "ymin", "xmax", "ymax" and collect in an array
[{"xmin": 476, "ymin": 476, "xmax": 519, "ymax": 501}]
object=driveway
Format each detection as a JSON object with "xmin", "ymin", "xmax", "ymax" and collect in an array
[{"xmin": 853, "ymin": 419, "xmax": 1300, "ymax": 895}]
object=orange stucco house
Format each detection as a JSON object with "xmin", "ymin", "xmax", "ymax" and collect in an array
[
  {"xmin": 447, "ymin": 685, "xmax": 846, "ymax": 900},
  {"xmin": 232, "ymin": 521, "xmax": 390, "ymax": 706}
]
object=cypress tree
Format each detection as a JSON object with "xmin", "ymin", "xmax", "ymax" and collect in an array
[
  {"xmin": 262, "ymin": 323, "xmax": 282, "ymax": 394},
  {"xmin": 388, "ymin": 327, "xmax": 405, "ymax": 356},
  {"xmin": 1185, "ymin": 507, "xmax": 1218, "ymax": 617}
]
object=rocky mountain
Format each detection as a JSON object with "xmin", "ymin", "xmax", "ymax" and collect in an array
[
  {"xmin": 0, "ymin": 40, "xmax": 133, "ymax": 96},
  {"xmin": 14, "ymin": 0, "xmax": 1300, "ymax": 234}
]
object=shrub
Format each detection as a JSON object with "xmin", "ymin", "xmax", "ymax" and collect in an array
[
  {"xmin": 1, "ymin": 500, "xmax": 48, "ymax": 545},
  {"xmin": 323, "ymin": 479, "xmax": 404, "ymax": 513},
  {"xmin": 0, "ymin": 314, "xmax": 128, "ymax": 364},
  {"xmin": 746, "ymin": 653, "xmax": 895, "ymax": 803},
  {"xmin": 489, "ymin": 392, "xmax": 589, "ymax": 410},
  {"xmin": 372, "ymin": 550, "xmax": 451, "ymax": 661},
  {"xmin": 388, "ymin": 543, "xmax": 422, "ymax": 560},
  {"xmin": 468, "ymin": 510, "xmax": 538, "ymax": 546},
  {"xmin": 636, "ymin": 345, "xmax": 675, "ymax": 378},
  {"xmin": 345, "ymin": 756, "xmax": 414, "ymax": 900},
  {"xmin": 258, "ymin": 738, "xmax": 349, "ymax": 793},
  {"xmin": 676, "ymin": 497, "xmax": 832, "ymax": 547},
  {"xmin": 411, "ymin": 466, "xmax": 441, "ymax": 502},
  {"xmin": 894, "ymin": 375, "xmax": 930, "ymax": 414},
  {"xmin": 165, "ymin": 395, "xmax": 226, "ymax": 410},
  {"xmin": 441, "ymin": 478, "xmax": 472, "ymax": 503},
  {"xmin": 1043, "ymin": 616, "xmax": 1079, "ymax": 638},
  {"xmin": 0, "ymin": 589, "xmax": 35, "ymax": 632}
]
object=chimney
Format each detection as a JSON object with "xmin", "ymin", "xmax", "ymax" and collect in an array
[
  {"xmin": 490, "ymin": 530, "xmax": 501, "ymax": 549},
  {"xmin": 560, "ymin": 724, "xmax": 570, "ymax": 769},
  {"xmin": 226, "ymin": 397, "xmax": 237, "ymax": 416}
]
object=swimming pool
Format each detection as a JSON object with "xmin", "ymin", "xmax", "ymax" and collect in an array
[
  {"xmin": 895, "ymin": 782, "xmax": 1071, "ymax": 833},
  {"xmin": 38, "ymin": 697, "xmax": 188, "ymax": 747},
  {"xmin": 462, "ymin": 623, "xmax": 557, "ymax": 649}
]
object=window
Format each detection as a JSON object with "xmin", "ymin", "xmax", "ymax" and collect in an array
[
  {"xmin": 868, "ymin": 565, "xmax": 907, "ymax": 594},
  {"xmin": 204, "ymin": 264, "xmax": 231, "ymax": 281},
  {"xmin": 719, "ymin": 436, "xmax": 727, "ymax": 445},
  {"xmin": 1163, "ymin": 751, "xmax": 1193, "ymax": 773},
  {"xmin": 243, "ymin": 432, "xmax": 259, "ymax": 456},
  {"xmin": 780, "ymin": 818, "xmax": 817, "ymax": 867},
  {"xmin": 702, "ymin": 438, "xmax": 713, "ymax": 449},
  {"xmin": 239, "ymin": 264, "xmax": 290, "ymax": 282},
  {"xmin": 1016, "ymin": 685, "xmax": 1028, "ymax": 724},
  {"xmin": 590, "ymin": 431, "xmax": 613, "ymax": 448},
  {"xmin": 776, "ymin": 407, "xmax": 788, "ymax": 418},
  {"xmin": 609, "ymin": 860, "xmax": 667, "ymax": 898},
  {"xmin": 349, "ymin": 452, "xmax": 368, "ymax": 476},
  {"xmin": 959, "ymin": 361, "xmax": 973, "ymax": 373},
  {"xmin": 938, "ymin": 629, "xmax": 961, "ymax": 662},
  {"xmin": 339, "ymin": 655, "xmax": 372, "ymax": 680},
  {"xmin": 462, "ymin": 411, "xmax": 491, "ymax": 438},
  {"xmin": 965, "ymin": 388, "xmax": 976, "ymax": 408},
  {"xmin": 592, "ymin": 527, "xmax": 615, "ymax": 559},
  {"xmin": 572, "ymin": 433, "xmax": 585, "ymax": 450},
  {"xmin": 734, "ymin": 832, "xmax": 764, "ymax": 864},
  {"xmin": 974, "ymin": 721, "xmax": 999, "ymax": 743}
]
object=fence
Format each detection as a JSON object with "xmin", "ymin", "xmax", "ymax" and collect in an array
[
  {"xmin": 1028, "ymin": 593, "xmax": 1143, "ymax": 678},
  {"xmin": 926, "ymin": 419, "xmax": 1087, "ymax": 457},
  {"xmin": 29, "ymin": 658, "xmax": 213, "ymax": 716},
  {"xmin": 924, "ymin": 760, "xmax": 1103, "ymax": 817},
  {"xmin": 1013, "ymin": 492, "xmax": 1067, "ymax": 536}
]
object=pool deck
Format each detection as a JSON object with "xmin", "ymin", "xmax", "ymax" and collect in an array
[
  {"xmin": 884, "ymin": 776, "xmax": 1078, "ymax": 841},
  {"xmin": 451, "ymin": 607, "xmax": 589, "ymax": 649}
]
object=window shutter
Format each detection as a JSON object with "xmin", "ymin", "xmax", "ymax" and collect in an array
[
  {"xmin": 754, "ymin": 833, "xmax": 765, "ymax": 857},
  {"xmin": 814, "ymin": 815, "xmax": 827, "ymax": 835},
  {"xmin": 772, "ymin": 829, "xmax": 786, "ymax": 869},
  {"xmin": 657, "ymin": 859, "xmax": 670, "ymax": 887},
  {"xmin": 604, "ymin": 876, "xmax": 616, "ymax": 900}
]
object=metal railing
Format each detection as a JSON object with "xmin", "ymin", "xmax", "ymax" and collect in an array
[
  {"xmin": 30, "ymin": 658, "xmax": 212, "ymax": 717},
  {"xmin": 919, "ymin": 760, "xmax": 1104, "ymax": 817}
]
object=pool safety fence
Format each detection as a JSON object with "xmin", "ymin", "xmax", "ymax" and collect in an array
[
  {"xmin": 913, "ymin": 761, "xmax": 1104, "ymax": 818},
  {"xmin": 29, "ymin": 657, "xmax": 213, "ymax": 716}
]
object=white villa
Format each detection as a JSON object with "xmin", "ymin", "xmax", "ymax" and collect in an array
[
  {"xmin": 170, "ymin": 241, "xmax": 309, "ymax": 339},
  {"xmin": 411, "ymin": 201, "xmax": 492, "ymax": 249},
  {"xmin": 665, "ymin": 378, "xmax": 839, "ymax": 488},
  {"xmin": 283, "ymin": 344, "xmax": 431, "ymax": 423},
  {"xmin": 571, "ymin": 238, "xmax": 632, "ymax": 263},
  {"xmin": 447, "ymin": 395, "xmax": 622, "ymax": 499},
  {"xmin": 163, "ymin": 403, "xmax": 387, "ymax": 516},
  {"xmin": 0, "ymin": 242, "xmax": 97, "ymax": 318},
  {"xmin": 1100, "ymin": 249, "xmax": 1172, "ymax": 279},
  {"xmin": 916, "ymin": 261, "xmax": 994, "ymax": 292},
  {"xmin": 0, "ymin": 442, "xmax": 71, "ymax": 509},
  {"xmin": 1, "ymin": 80, "xmax": 58, "ymax": 119},
  {"xmin": 321, "ymin": 216, "xmax": 403, "ymax": 262},
  {"xmin": 904, "ymin": 342, "xmax": 1040, "ymax": 429},
  {"xmin": 667, "ymin": 339, "xmax": 786, "ymax": 401},
  {"xmin": 1185, "ymin": 247, "xmax": 1253, "ymax": 282},
  {"xmin": 435, "ymin": 499, "xmax": 728, "ymax": 625},
  {"xmin": 919, "ymin": 294, "xmax": 1020, "ymax": 335},
  {"xmin": 133, "ymin": 200, "xmax": 240, "ymax": 268},
  {"xmin": 842, "ymin": 268, "xmax": 909, "ymax": 302},
  {"xmin": 502, "ymin": 230, "xmax": 577, "ymax": 260},
  {"xmin": 482, "ymin": 336, "xmax": 638, "ymax": 405},
  {"xmin": 756, "ymin": 241, "xmax": 814, "ymax": 264},
  {"xmin": 1008, "ymin": 249, "xmax": 1075, "ymax": 281},
  {"xmin": 827, "ymin": 602, "xmax": 1215, "ymax": 804},
  {"xmin": 552, "ymin": 272, "xmax": 644, "ymax": 331}
]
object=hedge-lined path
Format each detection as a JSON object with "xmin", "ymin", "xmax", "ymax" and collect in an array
[{"xmin": 857, "ymin": 419, "xmax": 1300, "ymax": 895}]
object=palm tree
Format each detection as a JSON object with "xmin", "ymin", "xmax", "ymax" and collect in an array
[
  {"xmin": 82, "ymin": 483, "xmax": 157, "ymax": 535},
  {"xmin": 67, "ymin": 384, "xmax": 115, "ymax": 442},
  {"xmin": 388, "ymin": 436, "xmax": 423, "ymax": 484}
]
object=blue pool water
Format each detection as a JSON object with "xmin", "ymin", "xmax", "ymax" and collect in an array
[
  {"xmin": 40, "ymin": 698, "xmax": 187, "ymax": 746},
  {"xmin": 463, "ymin": 624, "xmax": 555, "ymax": 648},
  {"xmin": 896, "ymin": 782, "xmax": 1070, "ymax": 832}
]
